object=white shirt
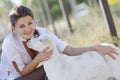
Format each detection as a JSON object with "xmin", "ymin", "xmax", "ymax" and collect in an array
[{"xmin": 0, "ymin": 27, "xmax": 67, "ymax": 80}]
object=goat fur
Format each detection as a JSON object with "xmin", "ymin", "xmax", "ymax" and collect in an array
[{"xmin": 27, "ymin": 32, "xmax": 120, "ymax": 80}]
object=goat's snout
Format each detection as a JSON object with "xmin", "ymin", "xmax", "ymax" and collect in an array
[
  {"xmin": 27, "ymin": 41, "xmax": 32, "ymax": 47},
  {"xmin": 27, "ymin": 40, "xmax": 31, "ymax": 43}
]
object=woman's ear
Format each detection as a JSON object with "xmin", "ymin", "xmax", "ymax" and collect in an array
[{"xmin": 11, "ymin": 26, "xmax": 15, "ymax": 32}]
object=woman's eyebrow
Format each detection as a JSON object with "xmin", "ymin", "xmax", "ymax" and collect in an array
[
  {"xmin": 16, "ymin": 24, "xmax": 25, "ymax": 27},
  {"xmin": 28, "ymin": 20, "xmax": 33, "ymax": 22}
]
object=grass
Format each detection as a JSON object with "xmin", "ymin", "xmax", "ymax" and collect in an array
[{"xmin": 48, "ymin": 6, "xmax": 120, "ymax": 48}]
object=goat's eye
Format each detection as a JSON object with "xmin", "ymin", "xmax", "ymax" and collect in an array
[{"xmin": 39, "ymin": 40, "xmax": 43, "ymax": 42}]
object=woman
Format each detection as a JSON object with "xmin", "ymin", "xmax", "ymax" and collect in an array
[{"xmin": 0, "ymin": 5, "xmax": 118, "ymax": 80}]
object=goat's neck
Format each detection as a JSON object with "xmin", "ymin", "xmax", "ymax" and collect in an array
[
  {"xmin": 43, "ymin": 45, "xmax": 61, "ymax": 67},
  {"xmin": 51, "ymin": 45, "xmax": 61, "ymax": 58}
]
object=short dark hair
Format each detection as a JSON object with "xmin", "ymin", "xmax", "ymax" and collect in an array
[{"xmin": 9, "ymin": 5, "xmax": 34, "ymax": 26}]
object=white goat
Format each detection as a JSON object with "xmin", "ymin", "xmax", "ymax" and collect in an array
[{"xmin": 27, "ymin": 33, "xmax": 120, "ymax": 80}]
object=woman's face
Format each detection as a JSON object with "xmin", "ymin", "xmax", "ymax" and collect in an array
[{"xmin": 12, "ymin": 16, "xmax": 35, "ymax": 40}]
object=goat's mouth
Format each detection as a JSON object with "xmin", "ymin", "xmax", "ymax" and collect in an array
[{"xmin": 27, "ymin": 42, "xmax": 32, "ymax": 48}]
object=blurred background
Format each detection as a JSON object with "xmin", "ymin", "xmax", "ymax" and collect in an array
[{"xmin": 0, "ymin": 0, "xmax": 120, "ymax": 54}]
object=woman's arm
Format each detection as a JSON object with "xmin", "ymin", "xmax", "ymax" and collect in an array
[
  {"xmin": 42, "ymin": 28, "xmax": 118, "ymax": 60},
  {"xmin": 12, "ymin": 47, "xmax": 53, "ymax": 76},
  {"xmin": 63, "ymin": 45, "xmax": 118, "ymax": 60},
  {"xmin": 12, "ymin": 57, "xmax": 40, "ymax": 76}
]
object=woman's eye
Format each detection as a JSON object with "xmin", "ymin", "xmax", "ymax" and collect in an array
[
  {"xmin": 19, "ymin": 25, "xmax": 24, "ymax": 28},
  {"xmin": 39, "ymin": 40, "xmax": 43, "ymax": 42},
  {"xmin": 29, "ymin": 22, "xmax": 32, "ymax": 25}
]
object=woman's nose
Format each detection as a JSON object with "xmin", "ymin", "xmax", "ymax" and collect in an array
[{"xmin": 25, "ymin": 26, "xmax": 31, "ymax": 31}]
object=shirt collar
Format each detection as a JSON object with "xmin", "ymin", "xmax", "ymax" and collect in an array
[{"xmin": 14, "ymin": 32, "xmax": 27, "ymax": 42}]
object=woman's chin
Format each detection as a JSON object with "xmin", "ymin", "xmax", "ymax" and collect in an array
[{"xmin": 24, "ymin": 36, "xmax": 32, "ymax": 40}]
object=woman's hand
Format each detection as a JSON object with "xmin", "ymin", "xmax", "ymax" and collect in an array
[
  {"xmin": 13, "ymin": 47, "xmax": 53, "ymax": 76},
  {"xmin": 35, "ymin": 46, "xmax": 53, "ymax": 62},
  {"xmin": 94, "ymin": 45, "xmax": 118, "ymax": 60}
]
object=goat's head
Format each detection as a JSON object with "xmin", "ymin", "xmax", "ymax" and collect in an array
[{"xmin": 27, "ymin": 33, "xmax": 54, "ymax": 52}]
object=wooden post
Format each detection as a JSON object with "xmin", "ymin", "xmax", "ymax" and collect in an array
[
  {"xmin": 99, "ymin": 0, "xmax": 119, "ymax": 46},
  {"xmin": 37, "ymin": 0, "xmax": 47, "ymax": 26},
  {"xmin": 59, "ymin": 0, "xmax": 73, "ymax": 34},
  {"xmin": 69, "ymin": 0, "xmax": 76, "ymax": 12},
  {"xmin": 43, "ymin": 0, "xmax": 58, "ymax": 35}
]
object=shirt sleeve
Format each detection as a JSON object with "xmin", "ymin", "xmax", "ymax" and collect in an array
[
  {"xmin": 2, "ymin": 37, "xmax": 25, "ymax": 72},
  {"xmin": 49, "ymin": 31, "xmax": 68, "ymax": 53},
  {"xmin": 36, "ymin": 27, "xmax": 68, "ymax": 53}
]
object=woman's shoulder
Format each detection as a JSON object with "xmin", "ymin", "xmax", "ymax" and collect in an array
[
  {"xmin": 3, "ymin": 33, "xmax": 12, "ymax": 42},
  {"xmin": 2, "ymin": 33, "xmax": 14, "ymax": 48}
]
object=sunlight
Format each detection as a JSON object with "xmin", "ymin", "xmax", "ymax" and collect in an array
[
  {"xmin": 10, "ymin": 0, "xmax": 21, "ymax": 5},
  {"xmin": 108, "ymin": 0, "xmax": 118, "ymax": 5}
]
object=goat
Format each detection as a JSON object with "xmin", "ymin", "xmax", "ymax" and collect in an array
[{"xmin": 27, "ymin": 32, "xmax": 120, "ymax": 80}]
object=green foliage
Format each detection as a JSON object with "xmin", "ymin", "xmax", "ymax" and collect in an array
[
  {"xmin": 0, "ymin": 0, "xmax": 14, "ymax": 23},
  {"xmin": 76, "ymin": 0, "xmax": 84, "ymax": 4},
  {"xmin": 0, "ymin": 0, "xmax": 13, "ymax": 11},
  {"xmin": 22, "ymin": 0, "xmax": 28, "ymax": 5},
  {"xmin": 111, "ymin": 3, "xmax": 120, "ymax": 17},
  {"xmin": 46, "ymin": 0, "xmax": 84, "ymax": 20},
  {"xmin": 48, "ymin": 0, "xmax": 62, "ymax": 20},
  {"xmin": 28, "ymin": 0, "xmax": 85, "ymax": 24},
  {"xmin": 31, "ymin": 0, "xmax": 44, "ymax": 25}
]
